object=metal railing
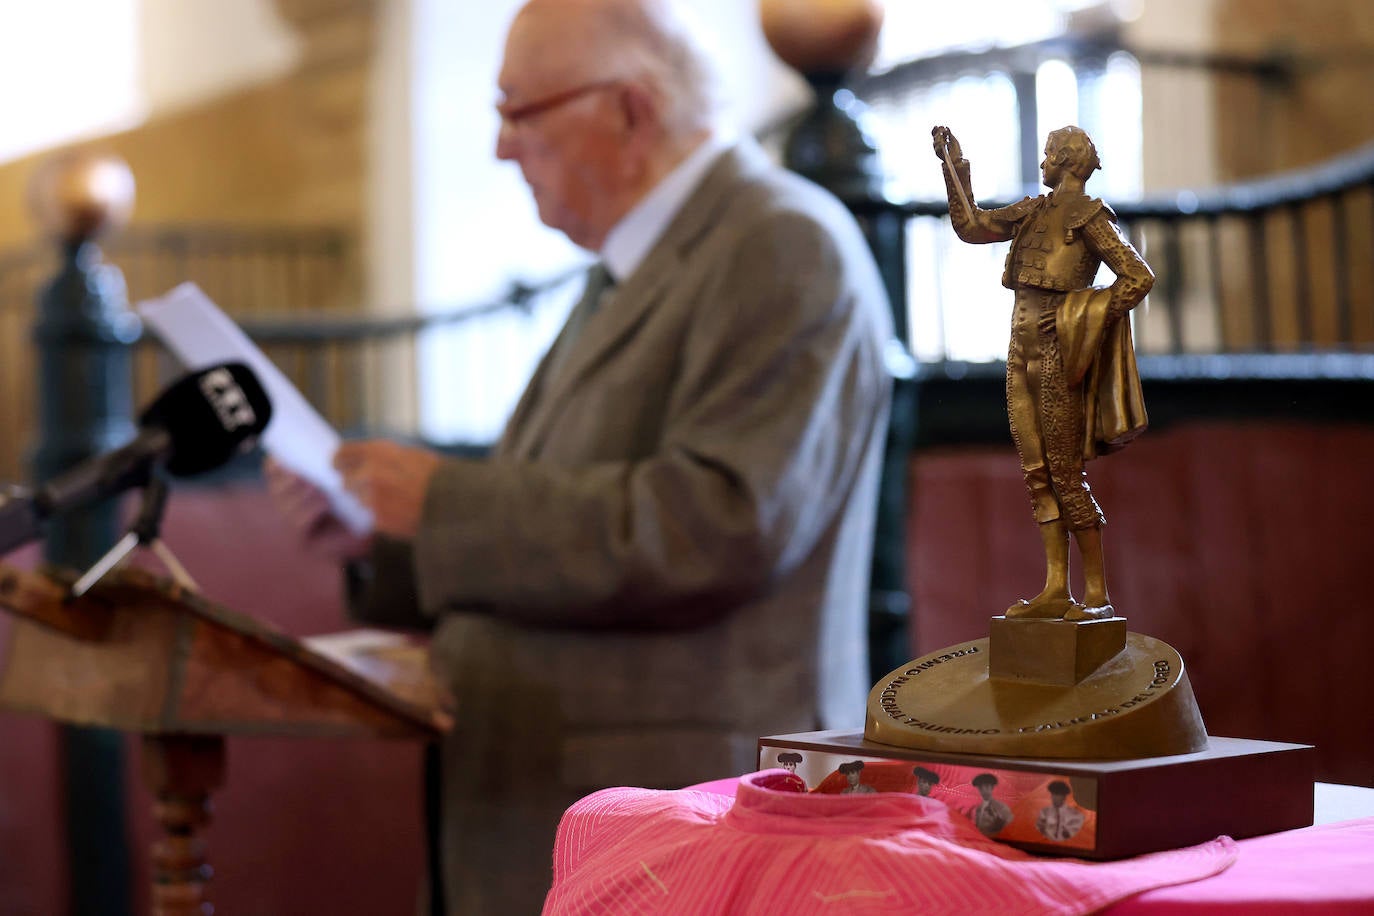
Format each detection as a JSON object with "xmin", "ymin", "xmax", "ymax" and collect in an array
[
  {"xmin": 0, "ymin": 225, "xmax": 370, "ymax": 481},
  {"xmin": 233, "ymin": 266, "xmax": 584, "ymax": 441},
  {"xmin": 0, "ymin": 222, "xmax": 591, "ymax": 478}
]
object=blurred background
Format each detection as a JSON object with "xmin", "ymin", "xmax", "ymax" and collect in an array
[
  {"xmin": 0, "ymin": 1, "xmax": 1371, "ymax": 913},
  {"xmin": 0, "ymin": 0, "xmax": 1369, "ymax": 446}
]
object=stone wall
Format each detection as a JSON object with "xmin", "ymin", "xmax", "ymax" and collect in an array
[
  {"xmin": 1214, "ymin": 0, "xmax": 1374, "ymax": 179},
  {"xmin": 0, "ymin": 0, "xmax": 375, "ymax": 268}
]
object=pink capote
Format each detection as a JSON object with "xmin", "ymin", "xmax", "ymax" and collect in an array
[
  {"xmin": 1107, "ymin": 815, "xmax": 1374, "ymax": 914},
  {"xmin": 543, "ymin": 770, "xmax": 1237, "ymax": 915}
]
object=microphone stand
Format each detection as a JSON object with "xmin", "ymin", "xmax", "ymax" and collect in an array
[{"xmin": 69, "ymin": 469, "xmax": 200, "ymax": 599}]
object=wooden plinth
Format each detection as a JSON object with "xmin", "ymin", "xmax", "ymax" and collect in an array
[
  {"xmin": 759, "ymin": 729, "xmax": 1315, "ymax": 860},
  {"xmin": 989, "ymin": 616, "xmax": 1126, "ymax": 685}
]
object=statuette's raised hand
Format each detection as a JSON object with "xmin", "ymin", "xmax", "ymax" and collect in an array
[
  {"xmin": 933, "ymin": 125, "xmax": 974, "ymax": 223},
  {"xmin": 932, "ymin": 125, "xmax": 963, "ymax": 164}
]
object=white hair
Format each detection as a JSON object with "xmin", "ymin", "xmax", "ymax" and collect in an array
[{"xmin": 587, "ymin": 0, "xmax": 721, "ymax": 136}]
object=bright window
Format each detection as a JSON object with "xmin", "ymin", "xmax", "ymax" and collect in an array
[{"xmin": 0, "ymin": 0, "xmax": 141, "ymax": 165}]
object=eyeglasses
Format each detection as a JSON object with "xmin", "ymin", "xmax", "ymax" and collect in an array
[{"xmin": 496, "ymin": 79, "xmax": 620, "ymax": 129}]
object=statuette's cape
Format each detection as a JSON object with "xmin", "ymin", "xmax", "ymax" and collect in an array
[{"xmin": 1057, "ymin": 286, "xmax": 1147, "ymax": 459}]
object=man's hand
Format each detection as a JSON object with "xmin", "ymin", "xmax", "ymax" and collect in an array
[
  {"xmin": 932, "ymin": 125, "xmax": 963, "ymax": 163},
  {"xmin": 334, "ymin": 440, "xmax": 444, "ymax": 540},
  {"xmin": 264, "ymin": 456, "xmax": 373, "ymax": 562}
]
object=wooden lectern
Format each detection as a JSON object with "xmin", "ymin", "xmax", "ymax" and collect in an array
[{"xmin": 0, "ymin": 562, "xmax": 449, "ymax": 915}]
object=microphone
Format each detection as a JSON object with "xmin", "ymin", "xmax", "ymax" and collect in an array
[{"xmin": 0, "ymin": 363, "xmax": 272, "ymax": 556}]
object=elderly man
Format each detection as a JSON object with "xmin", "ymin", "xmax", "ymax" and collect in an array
[
  {"xmin": 934, "ymin": 124, "xmax": 1153, "ymax": 621},
  {"xmin": 271, "ymin": 0, "xmax": 891, "ymax": 911}
]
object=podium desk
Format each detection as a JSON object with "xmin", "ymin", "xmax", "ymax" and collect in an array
[{"xmin": 0, "ymin": 563, "xmax": 449, "ymax": 916}]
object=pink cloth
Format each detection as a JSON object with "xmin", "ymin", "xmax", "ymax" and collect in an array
[
  {"xmin": 544, "ymin": 770, "xmax": 1237, "ymax": 915},
  {"xmin": 1108, "ymin": 816, "xmax": 1374, "ymax": 914},
  {"xmin": 648, "ymin": 776, "xmax": 1374, "ymax": 914}
]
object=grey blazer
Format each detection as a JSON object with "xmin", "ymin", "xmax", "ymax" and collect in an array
[{"xmin": 352, "ymin": 141, "xmax": 892, "ymax": 913}]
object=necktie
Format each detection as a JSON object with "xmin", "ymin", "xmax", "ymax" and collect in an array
[
  {"xmin": 545, "ymin": 262, "xmax": 615, "ymax": 383},
  {"xmin": 578, "ymin": 261, "xmax": 615, "ymax": 318}
]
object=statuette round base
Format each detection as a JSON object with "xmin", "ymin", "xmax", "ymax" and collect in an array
[{"xmin": 865, "ymin": 631, "xmax": 1207, "ymax": 760}]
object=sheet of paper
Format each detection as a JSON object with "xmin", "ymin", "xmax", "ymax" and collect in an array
[{"xmin": 137, "ymin": 282, "xmax": 373, "ymax": 534}]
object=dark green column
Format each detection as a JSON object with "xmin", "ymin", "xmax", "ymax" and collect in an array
[
  {"xmin": 31, "ymin": 180, "xmax": 140, "ymax": 916},
  {"xmin": 783, "ymin": 72, "xmax": 919, "ymax": 681}
]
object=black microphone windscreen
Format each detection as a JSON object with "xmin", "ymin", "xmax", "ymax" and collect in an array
[{"xmin": 139, "ymin": 363, "xmax": 273, "ymax": 476}]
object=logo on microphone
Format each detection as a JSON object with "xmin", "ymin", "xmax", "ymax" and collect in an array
[{"xmin": 198, "ymin": 367, "xmax": 259, "ymax": 433}]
